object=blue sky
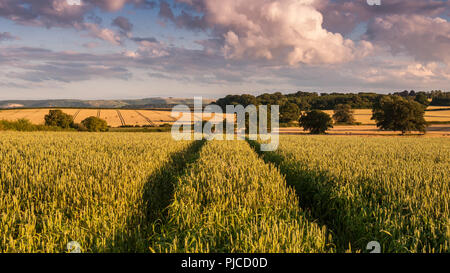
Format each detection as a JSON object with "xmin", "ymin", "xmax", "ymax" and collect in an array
[{"xmin": 0, "ymin": 0, "xmax": 449, "ymax": 100}]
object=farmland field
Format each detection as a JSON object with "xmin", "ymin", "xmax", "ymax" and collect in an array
[
  {"xmin": 1, "ymin": 107, "xmax": 450, "ymax": 128},
  {"xmin": 0, "ymin": 132, "xmax": 192, "ymax": 252},
  {"xmin": 322, "ymin": 108, "xmax": 450, "ymax": 125},
  {"xmin": 279, "ymin": 124, "xmax": 450, "ymax": 137},
  {"xmin": 0, "ymin": 132, "xmax": 449, "ymax": 253},
  {"xmin": 0, "ymin": 109, "xmax": 233, "ymax": 128},
  {"xmin": 259, "ymin": 136, "xmax": 450, "ymax": 253}
]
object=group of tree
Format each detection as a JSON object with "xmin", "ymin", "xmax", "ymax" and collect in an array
[
  {"xmin": 215, "ymin": 90, "xmax": 449, "ymax": 125},
  {"xmin": 44, "ymin": 110, "xmax": 108, "ymax": 132},
  {"xmin": 215, "ymin": 91, "xmax": 382, "ymax": 114},
  {"xmin": 297, "ymin": 96, "xmax": 428, "ymax": 135}
]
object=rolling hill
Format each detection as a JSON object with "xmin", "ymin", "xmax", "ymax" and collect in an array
[{"xmin": 0, "ymin": 97, "xmax": 214, "ymax": 109}]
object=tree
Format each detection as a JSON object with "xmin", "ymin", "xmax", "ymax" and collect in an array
[
  {"xmin": 430, "ymin": 92, "xmax": 450, "ymax": 106},
  {"xmin": 215, "ymin": 94, "xmax": 258, "ymax": 109},
  {"xmin": 280, "ymin": 102, "xmax": 301, "ymax": 123},
  {"xmin": 414, "ymin": 93, "xmax": 430, "ymax": 107},
  {"xmin": 81, "ymin": 116, "xmax": 109, "ymax": 132},
  {"xmin": 299, "ymin": 110, "xmax": 333, "ymax": 134},
  {"xmin": 372, "ymin": 96, "xmax": 428, "ymax": 134},
  {"xmin": 333, "ymin": 104, "xmax": 356, "ymax": 124},
  {"xmin": 44, "ymin": 110, "xmax": 74, "ymax": 128}
]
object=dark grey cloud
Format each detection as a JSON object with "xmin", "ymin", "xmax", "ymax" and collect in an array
[
  {"xmin": 0, "ymin": 32, "xmax": 18, "ymax": 42},
  {"xmin": 0, "ymin": 0, "xmax": 154, "ymax": 27},
  {"xmin": 158, "ymin": 0, "xmax": 206, "ymax": 30},
  {"xmin": 158, "ymin": 0, "xmax": 175, "ymax": 20},
  {"xmin": 365, "ymin": 14, "xmax": 450, "ymax": 64},
  {"xmin": 0, "ymin": 0, "xmax": 87, "ymax": 27},
  {"xmin": 112, "ymin": 16, "xmax": 133, "ymax": 33},
  {"xmin": 316, "ymin": 0, "xmax": 450, "ymax": 35},
  {"xmin": 131, "ymin": 37, "xmax": 159, "ymax": 43}
]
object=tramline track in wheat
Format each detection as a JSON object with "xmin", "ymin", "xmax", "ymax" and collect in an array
[
  {"xmin": 135, "ymin": 110, "xmax": 156, "ymax": 126},
  {"xmin": 73, "ymin": 110, "xmax": 81, "ymax": 121},
  {"xmin": 116, "ymin": 110, "xmax": 126, "ymax": 126}
]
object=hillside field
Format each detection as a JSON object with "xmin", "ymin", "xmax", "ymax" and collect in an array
[
  {"xmin": 0, "ymin": 132, "xmax": 448, "ymax": 253},
  {"xmin": 1, "ymin": 107, "xmax": 449, "ymax": 128},
  {"xmin": 0, "ymin": 109, "xmax": 233, "ymax": 127}
]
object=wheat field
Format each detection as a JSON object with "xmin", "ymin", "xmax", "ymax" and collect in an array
[
  {"xmin": 0, "ymin": 107, "xmax": 449, "ymax": 128},
  {"xmin": 0, "ymin": 132, "xmax": 192, "ymax": 252},
  {"xmin": 0, "ymin": 132, "xmax": 449, "ymax": 253},
  {"xmin": 272, "ymin": 136, "xmax": 450, "ymax": 252},
  {"xmin": 323, "ymin": 108, "xmax": 450, "ymax": 124},
  {"xmin": 0, "ymin": 109, "xmax": 233, "ymax": 127}
]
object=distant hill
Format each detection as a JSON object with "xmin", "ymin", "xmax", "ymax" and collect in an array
[{"xmin": 0, "ymin": 98, "xmax": 214, "ymax": 109}]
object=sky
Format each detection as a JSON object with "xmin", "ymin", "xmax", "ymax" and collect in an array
[{"xmin": 0, "ymin": 0, "xmax": 449, "ymax": 100}]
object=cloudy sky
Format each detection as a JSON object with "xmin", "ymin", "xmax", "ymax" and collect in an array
[{"xmin": 0, "ymin": 0, "xmax": 449, "ymax": 100}]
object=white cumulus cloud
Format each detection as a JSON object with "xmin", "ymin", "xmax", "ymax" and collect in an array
[{"xmin": 176, "ymin": 0, "xmax": 373, "ymax": 65}]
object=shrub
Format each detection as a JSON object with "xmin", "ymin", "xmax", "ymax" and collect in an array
[
  {"xmin": 0, "ymin": 119, "xmax": 36, "ymax": 131},
  {"xmin": 44, "ymin": 110, "xmax": 74, "ymax": 129},
  {"xmin": 81, "ymin": 116, "xmax": 109, "ymax": 132},
  {"xmin": 0, "ymin": 119, "xmax": 72, "ymax": 132},
  {"xmin": 71, "ymin": 122, "xmax": 88, "ymax": 132}
]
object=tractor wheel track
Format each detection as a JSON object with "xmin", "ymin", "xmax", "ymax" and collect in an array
[
  {"xmin": 135, "ymin": 110, "xmax": 156, "ymax": 126},
  {"xmin": 73, "ymin": 110, "xmax": 81, "ymax": 121},
  {"xmin": 116, "ymin": 110, "xmax": 126, "ymax": 126}
]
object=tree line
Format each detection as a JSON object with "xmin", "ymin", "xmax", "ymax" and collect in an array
[
  {"xmin": 215, "ymin": 91, "xmax": 438, "ymax": 135},
  {"xmin": 0, "ymin": 110, "xmax": 109, "ymax": 132},
  {"xmin": 215, "ymin": 90, "xmax": 449, "ymax": 112}
]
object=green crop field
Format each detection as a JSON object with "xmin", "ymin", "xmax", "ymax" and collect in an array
[
  {"xmin": 0, "ymin": 132, "xmax": 449, "ymax": 253},
  {"xmin": 0, "ymin": 132, "xmax": 192, "ymax": 252},
  {"xmin": 256, "ymin": 136, "xmax": 450, "ymax": 253}
]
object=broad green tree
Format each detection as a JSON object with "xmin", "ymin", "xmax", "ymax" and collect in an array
[
  {"xmin": 333, "ymin": 104, "xmax": 356, "ymax": 124},
  {"xmin": 372, "ymin": 96, "xmax": 428, "ymax": 134},
  {"xmin": 44, "ymin": 110, "xmax": 74, "ymax": 128},
  {"xmin": 299, "ymin": 110, "xmax": 333, "ymax": 134}
]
